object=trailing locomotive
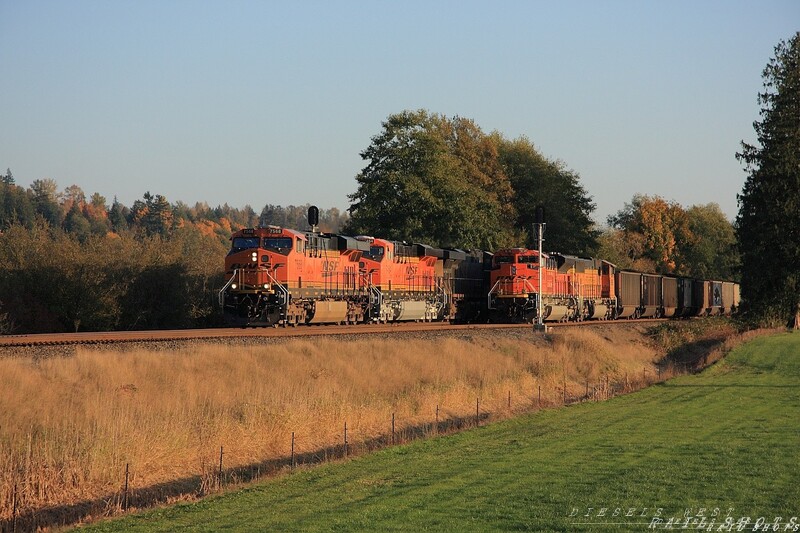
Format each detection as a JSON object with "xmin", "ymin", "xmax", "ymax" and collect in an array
[
  {"xmin": 220, "ymin": 208, "xmax": 739, "ymax": 327},
  {"xmin": 487, "ymin": 249, "xmax": 616, "ymax": 322}
]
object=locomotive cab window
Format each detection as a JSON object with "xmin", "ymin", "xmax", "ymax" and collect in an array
[
  {"xmin": 263, "ymin": 237, "xmax": 293, "ymax": 255},
  {"xmin": 231, "ymin": 237, "xmax": 260, "ymax": 252},
  {"xmin": 364, "ymin": 246, "xmax": 385, "ymax": 262},
  {"xmin": 518, "ymin": 255, "xmax": 538, "ymax": 264}
]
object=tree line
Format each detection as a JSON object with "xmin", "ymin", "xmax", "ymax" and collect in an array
[{"xmin": 0, "ymin": 176, "xmax": 348, "ymax": 333}]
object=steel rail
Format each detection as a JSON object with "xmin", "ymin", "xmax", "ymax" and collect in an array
[{"xmin": 0, "ymin": 319, "xmax": 669, "ymax": 348}]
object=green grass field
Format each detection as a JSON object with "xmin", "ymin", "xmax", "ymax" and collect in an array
[{"xmin": 80, "ymin": 333, "xmax": 800, "ymax": 532}]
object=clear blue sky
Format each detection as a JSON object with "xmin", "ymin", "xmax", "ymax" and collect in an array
[{"xmin": 1, "ymin": 1, "xmax": 797, "ymax": 226}]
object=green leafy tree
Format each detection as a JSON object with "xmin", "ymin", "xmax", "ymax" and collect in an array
[
  {"xmin": 494, "ymin": 134, "xmax": 598, "ymax": 255},
  {"xmin": 683, "ymin": 203, "xmax": 739, "ymax": 280},
  {"xmin": 736, "ymin": 33, "xmax": 800, "ymax": 328},
  {"xmin": 596, "ymin": 227, "xmax": 656, "ymax": 273},
  {"xmin": 346, "ymin": 110, "xmax": 517, "ymax": 249}
]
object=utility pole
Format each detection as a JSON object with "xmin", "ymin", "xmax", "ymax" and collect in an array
[{"xmin": 534, "ymin": 206, "xmax": 548, "ymax": 333}]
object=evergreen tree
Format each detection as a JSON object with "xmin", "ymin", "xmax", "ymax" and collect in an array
[
  {"xmin": 30, "ymin": 178, "xmax": 64, "ymax": 227},
  {"xmin": 0, "ymin": 172, "xmax": 36, "ymax": 228},
  {"xmin": 109, "ymin": 197, "xmax": 129, "ymax": 232},
  {"xmin": 736, "ymin": 33, "xmax": 800, "ymax": 328},
  {"xmin": 1, "ymin": 168, "xmax": 14, "ymax": 185},
  {"xmin": 63, "ymin": 202, "xmax": 92, "ymax": 242}
]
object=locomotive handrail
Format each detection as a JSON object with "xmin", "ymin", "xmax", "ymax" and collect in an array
[
  {"xmin": 434, "ymin": 277, "xmax": 449, "ymax": 317},
  {"xmin": 369, "ymin": 284, "xmax": 382, "ymax": 314},
  {"xmin": 487, "ymin": 280, "xmax": 501, "ymax": 309},
  {"xmin": 218, "ymin": 269, "xmax": 240, "ymax": 306},
  {"xmin": 266, "ymin": 269, "xmax": 290, "ymax": 307}
]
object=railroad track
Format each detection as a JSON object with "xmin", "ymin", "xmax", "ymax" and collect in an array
[{"xmin": 0, "ymin": 319, "xmax": 669, "ymax": 348}]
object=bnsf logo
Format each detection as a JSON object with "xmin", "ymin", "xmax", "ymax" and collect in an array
[{"xmin": 322, "ymin": 261, "xmax": 338, "ymax": 272}]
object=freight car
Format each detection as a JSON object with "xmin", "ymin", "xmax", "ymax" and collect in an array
[{"xmin": 220, "ymin": 207, "xmax": 739, "ymax": 327}]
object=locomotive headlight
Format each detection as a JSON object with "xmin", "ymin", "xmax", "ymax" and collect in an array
[
  {"xmin": 263, "ymin": 283, "xmax": 269, "ymax": 289},
  {"xmin": 251, "ymin": 252, "xmax": 258, "ymax": 261},
  {"xmin": 231, "ymin": 283, "xmax": 238, "ymax": 290}
]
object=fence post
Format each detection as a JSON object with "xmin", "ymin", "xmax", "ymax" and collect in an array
[
  {"xmin": 12, "ymin": 481, "xmax": 17, "ymax": 533},
  {"xmin": 344, "ymin": 422, "xmax": 348, "ymax": 458},
  {"xmin": 435, "ymin": 404, "xmax": 439, "ymax": 434},
  {"xmin": 218, "ymin": 446, "xmax": 224, "ymax": 490},
  {"xmin": 392, "ymin": 413, "xmax": 395, "ymax": 445},
  {"xmin": 123, "ymin": 463, "xmax": 130, "ymax": 511},
  {"xmin": 291, "ymin": 432, "xmax": 295, "ymax": 471},
  {"xmin": 508, "ymin": 390, "xmax": 511, "ymax": 409},
  {"xmin": 538, "ymin": 384, "xmax": 541, "ymax": 407},
  {"xmin": 475, "ymin": 398, "xmax": 480, "ymax": 427}
]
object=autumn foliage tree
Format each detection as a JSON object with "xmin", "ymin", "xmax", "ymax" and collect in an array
[
  {"xmin": 604, "ymin": 195, "xmax": 738, "ymax": 279},
  {"xmin": 736, "ymin": 33, "xmax": 800, "ymax": 328},
  {"xmin": 607, "ymin": 195, "xmax": 692, "ymax": 274}
]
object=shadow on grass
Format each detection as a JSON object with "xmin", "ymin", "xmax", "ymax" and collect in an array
[{"xmin": 663, "ymin": 383, "xmax": 799, "ymax": 388}]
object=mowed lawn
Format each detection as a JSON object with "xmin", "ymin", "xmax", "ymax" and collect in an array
[{"xmin": 81, "ymin": 333, "xmax": 800, "ymax": 532}]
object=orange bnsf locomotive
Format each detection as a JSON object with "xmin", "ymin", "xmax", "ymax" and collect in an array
[
  {"xmin": 487, "ymin": 249, "xmax": 616, "ymax": 322},
  {"xmin": 220, "ymin": 225, "xmax": 370, "ymax": 326}
]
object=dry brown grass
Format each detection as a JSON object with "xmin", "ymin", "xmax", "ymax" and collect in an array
[{"xmin": 0, "ymin": 327, "xmax": 665, "ymax": 525}]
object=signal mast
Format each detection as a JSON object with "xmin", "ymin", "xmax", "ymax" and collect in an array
[{"xmin": 534, "ymin": 206, "xmax": 548, "ymax": 333}]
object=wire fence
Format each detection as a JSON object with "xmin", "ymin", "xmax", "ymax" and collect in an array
[{"xmin": 1, "ymin": 361, "xmax": 699, "ymax": 533}]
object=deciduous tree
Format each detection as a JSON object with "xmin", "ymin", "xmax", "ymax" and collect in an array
[
  {"xmin": 683, "ymin": 203, "xmax": 738, "ymax": 280},
  {"xmin": 346, "ymin": 110, "xmax": 517, "ymax": 249},
  {"xmin": 608, "ymin": 195, "xmax": 692, "ymax": 274},
  {"xmin": 494, "ymin": 134, "xmax": 598, "ymax": 255}
]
